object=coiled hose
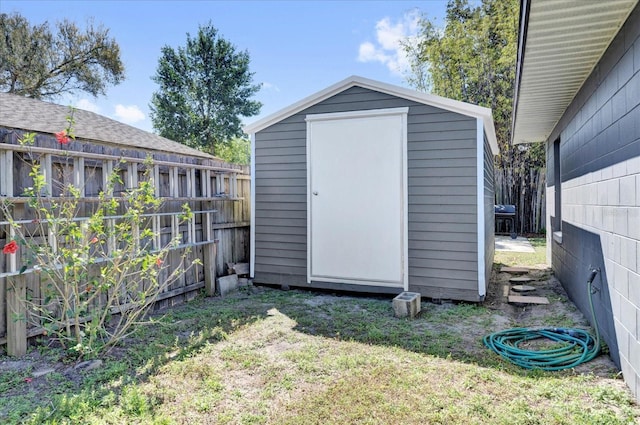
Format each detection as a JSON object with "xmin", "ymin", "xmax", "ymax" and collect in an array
[{"xmin": 483, "ymin": 269, "xmax": 601, "ymax": 371}]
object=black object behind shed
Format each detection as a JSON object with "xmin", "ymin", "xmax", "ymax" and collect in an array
[{"xmin": 495, "ymin": 205, "xmax": 517, "ymax": 239}]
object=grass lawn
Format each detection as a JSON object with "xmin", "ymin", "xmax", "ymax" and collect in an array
[
  {"xmin": 494, "ymin": 237, "xmax": 547, "ymax": 267},
  {"xmin": 2, "ymin": 276, "xmax": 637, "ymax": 424}
]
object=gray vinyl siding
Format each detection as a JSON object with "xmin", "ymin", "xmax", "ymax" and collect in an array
[
  {"xmin": 407, "ymin": 109, "xmax": 479, "ymax": 301},
  {"xmin": 254, "ymin": 86, "xmax": 482, "ymax": 300},
  {"xmin": 484, "ymin": 134, "xmax": 496, "ymax": 291}
]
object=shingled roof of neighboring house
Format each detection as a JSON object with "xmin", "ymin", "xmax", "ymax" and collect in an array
[{"xmin": 0, "ymin": 92, "xmax": 214, "ymax": 159}]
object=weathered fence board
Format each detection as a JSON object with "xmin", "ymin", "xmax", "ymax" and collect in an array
[
  {"xmin": 494, "ymin": 167, "xmax": 546, "ymax": 234},
  {"xmin": 1, "ymin": 130, "xmax": 250, "ymax": 351}
]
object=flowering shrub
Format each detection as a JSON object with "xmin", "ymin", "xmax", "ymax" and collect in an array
[
  {"xmin": 1, "ymin": 110, "xmax": 198, "ymax": 358},
  {"xmin": 3, "ymin": 240, "xmax": 18, "ymax": 254},
  {"xmin": 54, "ymin": 130, "xmax": 70, "ymax": 144}
]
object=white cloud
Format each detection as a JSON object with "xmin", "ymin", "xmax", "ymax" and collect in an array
[
  {"xmin": 357, "ymin": 10, "xmax": 421, "ymax": 76},
  {"xmin": 358, "ymin": 42, "xmax": 391, "ymax": 64},
  {"xmin": 114, "ymin": 104, "xmax": 145, "ymax": 124},
  {"xmin": 261, "ymin": 82, "xmax": 280, "ymax": 92},
  {"xmin": 74, "ymin": 98, "xmax": 101, "ymax": 114}
]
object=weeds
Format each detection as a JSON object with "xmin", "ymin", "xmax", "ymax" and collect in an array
[{"xmin": 1, "ymin": 286, "xmax": 637, "ymax": 424}]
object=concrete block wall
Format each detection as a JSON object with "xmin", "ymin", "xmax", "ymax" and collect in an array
[
  {"xmin": 558, "ymin": 158, "xmax": 640, "ymax": 399},
  {"xmin": 546, "ymin": 5, "xmax": 639, "ymax": 401}
]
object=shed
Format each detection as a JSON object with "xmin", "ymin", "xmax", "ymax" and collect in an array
[{"xmin": 244, "ymin": 76, "xmax": 499, "ymax": 301}]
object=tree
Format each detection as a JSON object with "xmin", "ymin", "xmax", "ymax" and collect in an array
[
  {"xmin": 404, "ymin": 0, "xmax": 546, "ymax": 233},
  {"xmin": 150, "ymin": 23, "xmax": 261, "ymax": 154},
  {"xmin": 215, "ymin": 136, "xmax": 251, "ymax": 165},
  {"xmin": 0, "ymin": 12, "xmax": 124, "ymax": 99}
]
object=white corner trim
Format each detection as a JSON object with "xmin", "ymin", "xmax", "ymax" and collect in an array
[
  {"xmin": 476, "ymin": 118, "xmax": 486, "ymax": 298},
  {"xmin": 402, "ymin": 111, "xmax": 409, "ymax": 292},
  {"xmin": 250, "ymin": 133, "xmax": 256, "ymax": 278}
]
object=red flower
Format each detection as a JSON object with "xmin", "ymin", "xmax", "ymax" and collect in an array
[
  {"xmin": 3, "ymin": 240, "xmax": 18, "ymax": 255},
  {"xmin": 90, "ymin": 237, "xmax": 99, "ymax": 244},
  {"xmin": 24, "ymin": 377, "xmax": 32, "ymax": 383},
  {"xmin": 55, "ymin": 130, "xmax": 70, "ymax": 144},
  {"xmin": 155, "ymin": 258, "xmax": 163, "ymax": 267}
]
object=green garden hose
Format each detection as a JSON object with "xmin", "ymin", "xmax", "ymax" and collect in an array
[{"xmin": 483, "ymin": 269, "xmax": 601, "ymax": 371}]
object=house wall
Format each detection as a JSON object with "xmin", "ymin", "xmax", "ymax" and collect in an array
[
  {"xmin": 546, "ymin": 5, "xmax": 639, "ymax": 400},
  {"xmin": 254, "ymin": 86, "xmax": 486, "ymax": 301}
]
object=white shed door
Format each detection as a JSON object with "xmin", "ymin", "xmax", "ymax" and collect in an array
[{"xmin": 307, "ymin": 108, "xmax": 407, "ymax": 287}]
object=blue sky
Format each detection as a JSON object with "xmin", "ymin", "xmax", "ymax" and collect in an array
[{"xmin": 2, "ymin": 1, "xmax": 449, "ymax": 133}]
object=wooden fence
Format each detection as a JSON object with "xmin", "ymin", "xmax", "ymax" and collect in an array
[
  {"xmin": 494, "ymin": 167, "xmax": 546, "ymax": 234},
  {"xmin": 0, "ymin": 132, "xmax": 250, "ymax": 355}
]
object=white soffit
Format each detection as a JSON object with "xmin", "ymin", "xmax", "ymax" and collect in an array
[{"xmin": 512, "ymin": 0, "xmax": 638, "ymax": 144}]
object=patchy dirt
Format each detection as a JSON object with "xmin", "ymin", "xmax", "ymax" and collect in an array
[
  {"xmin": 482, "ymin": 265, "xmax": 619, "ymax": 377},
  {"xmin": 0, "ymin": 265, "xmax": 626, "ymax": 419}
]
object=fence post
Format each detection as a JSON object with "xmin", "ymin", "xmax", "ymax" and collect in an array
[
  {"xmin": 42, "ymin": 154, "xmax": 52, "ymax": 196},
  {"xmin": 203, "ymin": 240, "xmax": 217, "ymax": 296},
  {"xmin": 6, "ymin": 275, "xmax": 27, "ymax": 356},
  {"xmin": 0, "ymin": 149, "xmax": 14, "ymax": 197}
]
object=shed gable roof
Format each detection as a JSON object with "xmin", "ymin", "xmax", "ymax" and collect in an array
[
  {"xmin": 0, "ymin": 92, "xmax": 214, "ymax": 159},
  {"xmin": 244, "ymin": 76, "xmax": 499, "ymax": 154}
]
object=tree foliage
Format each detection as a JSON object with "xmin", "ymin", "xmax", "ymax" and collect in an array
[
  {"xmin": 405, "ymin": 0, "xmax": 546, "ymax": 232},
  {"xmin": 215, "ymin": 136, "xmax": 251, "ymax": 165},
  {"xmin": 0, "ymin": 12, "xmax": 124, "ymax": 99},
  {"xmin": 150, "ymin": 23, "xmax": 261, "ymax": 154}
]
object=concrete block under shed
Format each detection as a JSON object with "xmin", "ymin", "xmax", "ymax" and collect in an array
[
  {"xmin": 218, "ymin": 274, "xmax": 239, "ymax": 297},
  {"xmin": 393, "ymin": 292, "xmax": 421, "ymax": 318}
]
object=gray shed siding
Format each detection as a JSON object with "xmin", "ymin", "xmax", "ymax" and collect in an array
[
  {"xmin": 545, "ymin": 5, "xmax": 640, "ymax": 400},
  {"xmin": 484, "ymin": 134, "xmax": 496, "ymax": 290},
  {"xmin": 406, "ymin": 108, "xmax": 480, "ymax": 301},
  {"xmin": 254, "ymin": 86, "xmax": 484, "ymax": 300}
]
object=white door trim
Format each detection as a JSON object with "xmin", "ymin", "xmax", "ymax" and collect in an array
[{"xmin": 305, "ymin": 107, "xmax": 409, "ymax": 290}]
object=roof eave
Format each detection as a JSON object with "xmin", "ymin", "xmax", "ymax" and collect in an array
[
  {"xmin": 511, "ymin": 0, "xmax": 638, "ymax": 145},
  {"xmin": 511, "ymin": 0, "xmax": 532, "ymax": 145}
]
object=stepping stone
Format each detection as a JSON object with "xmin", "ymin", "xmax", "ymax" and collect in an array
[
  {"xmin": 509, "ymin": 276, "xmax": 533, "ymax": 283},
  {"xmin": 508, "ymin": 295, "xmax": 549, "ymax": 304},
  {"xmin": 74, "ymin": 359, "xmax": 103, "ymax": 371},
  {"xmin": 501, "ymin": 266, "xmax": 530, "ymax": 274},
  {"xmin": 511, "ymin": 285, "xmax": 536, "ymax": 292},
  {"xmin": 32, "ymin": 367, "xmax": 55, "ymax": 378}
]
